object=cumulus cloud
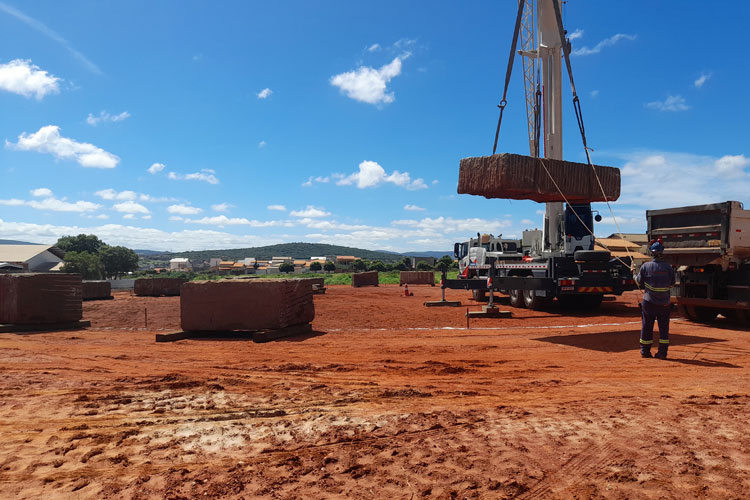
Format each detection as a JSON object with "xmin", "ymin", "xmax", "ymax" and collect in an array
[
  {"xmin": 167, "ymin": 204, "xmax": 202, "ymax": 215},
  {"xmin": 646, "ymin": 94, "xmax": 689, "ymax": 112},
  {"xmin": 302, "ymin": 176, "xmax": 330, "ymax": 187},
  {"xmin": 0, "ymin": 59, "xmax": 60, "ymax": 99},
  {"xmin": 30, "ymin": 187, "xmax": 52, "ymax": 197},
  {"xmin": 330, "ymin": 54, "xmax": 409, "ymax": 105},
  {"xmin": 5, "ymin": 125, "xmax": 120, "ymax": 168},
  {"xmin": 404, "ymin": 204, "xmax": 425, "ymax": 211},
  {"xmin": 694, "ymin": 72, "xmax": 712, "ymax": 89},
  {"xmin": 211, "ymin": 203, "xmax": 231, "ymax": 212},
  {"xmin": 334, "ymin": 160, "xmax": 427, "ymax": 190},
  {"xmin": 572, "ymin": 33, "xmax": 636, "ymax": 56},
  {"xmin": 148, "ymin": 162, "xmax": 165, "ymax": 174},
  {"xmin": 257, "ymin": 88, "xmax": 272, "ymax": 99},
  {"xmin": 183, "ymin": 215, "xmax": 282, "ymax": 227},
  {"xmin": 113, "ymin": 201, "xmax": 149, "ymax": 214},
  {"xmin": 568, "ymin": 29, "xmax": 584, "ymax": 40},
  {"xmin": 290, "ymin": 206, "xmax": 330, "ymax": 218},
  {"xmin": 94, "ymin": 188, "xmax": 174, "ymax": 203},
  {"xmin": 267, "ymin": 204, "xmax": 286, "ymax": 211},
  {"xmin": 0, "ymin": 192, "xmax": 100, "ymax": 212},
  {"xmin": 86, "ymin": 110, "xmax": 130, "ymax": 126},
  {"xmin": 167, "ymin": 168, "xmax": 219, "ymax": 184}
]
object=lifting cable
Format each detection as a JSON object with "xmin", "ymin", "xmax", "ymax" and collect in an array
[
  {"xmin": 550, "ymin": 0, "xmax": 639, "ymax": 276},
  {"xmin": 493, "ymin": 0, "xmax": 526, "ymax": 155}
]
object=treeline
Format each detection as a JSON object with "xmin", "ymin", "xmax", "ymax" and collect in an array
[{"xmin": 56, "ymin": 234, "xmax": 139, "ymax": 280}]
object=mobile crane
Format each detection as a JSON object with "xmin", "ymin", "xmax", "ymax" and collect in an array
[{"xmin": 443, "ymin": 0, "xmax": 636, "ymax": 309}]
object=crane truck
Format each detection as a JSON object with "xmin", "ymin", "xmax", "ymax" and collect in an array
[
  {"xmin": 443, "ymin": 0, "xmax": 637, "ymax": 310},
  {"xmin": 647, "ymin": 201, "xmax": 750, "ymax": 324}
]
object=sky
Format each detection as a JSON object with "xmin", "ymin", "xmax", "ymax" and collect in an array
[{"xmin": 0, "ymin": 1, "xmax": 748, "ymax": 252}]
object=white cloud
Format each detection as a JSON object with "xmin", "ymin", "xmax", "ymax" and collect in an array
[
  {"xmin": 590, "ymin": 89, "xmax": 600, "ymax": 98},
  {"xmin": 142, "ymin": 215, "xmax": 151, "ymax": 220},
  {"xmin": 257, "ymin": 88, "xmax": 272, "ymax": 99},
  {"xmin": 267, "ymin": 204, "xmax": 286, "ymax": 211},
  {"xmin": 290, "ymin": 205, "xmax": 330, "ymax": 218},
  {"xmin": 183, "ymin": 215, "xmax": 282, "ymax": 227},
  {"xmin": 568, "ymin": 29, "xmax": 584, "ymax": 40},
  {"xmin": 572, "ymin": 33, "xmax": 636, "ymax": 56},
  {"xmin": 6, "ymin": 125, "xmax": 120, "ymax": 168},
  {"xmin": 646, "ymin": 94, "xmax": 689, "ymax": 112},
  {"xmin": 122, "ymin": 214, "xmax": 135, "ymax": 220},
  {"xmin": 169, "ymin": 216, "xmax": 183, "ymax": 221},
  {"xmin": 30, "ymin": 187, "xmax": 52, "ymax": 197},
  {"xmin": 0, "ymin": 59, "xmax": 60, "ymax": 99},
  {"xmin": 404, "ymin": 204, "xmax": 425, "ymax": 211},
  {"xmin": 367, "ymin": 43, "xmax": 381, "ymax": 52},
  {"xmin": 167, "ymin": 204, "xmax": 202, "ymax": 215},
  {"xmin": 148, "ymin": 162, "xmax": 165, "ymax": 174},
  {"xmin": 0, "ymin": 3, "xmax": 101, "ymax": 74},
  {"xmin": 694, "ymin": 72, "xmax": 712, "ymax": 89},
  {"xmin": 113, "ymin": 201, "xmax": 150, "ymax": 214},
  {"xmin": 86, "ymin": 110, "xmax": 130, "ymax": 126},
  {"xmin": 95, "ymin": 189, "xmax": 136, "ymax": 201},
  {"xmin": 211, "ymin": 203, "xmax": 231, "ymax": 212},
  {"xmin": 258, "ymin": 140, "xmax": 266, "ymax": 148},
  {"xmin": 302, "ymin": 176, "xmax": 330, "ymax": 187},
  {"xmin": 330, "ymin": 54, "xmax": 409, "ymax": 105},
  {"xmin": 520, "ymin": 219, "xmax": 535, "ymax": 226},
  {"xmin": 167, "ymin": 168, "xmax": 219, "ymax": 184},
  {"xmin": 334, "ymin": 160, "xmax": 427, "ymax": 190}
]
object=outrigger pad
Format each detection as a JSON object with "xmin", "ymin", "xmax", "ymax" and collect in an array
[{"xmin": 457, "ymin": 153, "xmax": 620, "ymax": 203}]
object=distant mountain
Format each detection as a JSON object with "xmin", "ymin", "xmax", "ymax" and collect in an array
[
  {"xmin": 402, "ymin": 251, "xmax": 453, "ymax": 259},
  {"xmin": 0, "ymin": 239, "xmax": 36, "ymax": 245},
  {"xmin": 139, "ymin": 242, "xmax": 406, "ymax": 262}
]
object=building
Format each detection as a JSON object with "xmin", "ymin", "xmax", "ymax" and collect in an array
[
  {"xmin": 335, "ymin": 256, "xmax": 356, "ymax": 270},
  {"xmin": 169, "ymin": 257, "xmax": 192, "ymax": 271},
  {"xmin": 0, "ymin": 244, "xmax": 65, "ymax": 272}
]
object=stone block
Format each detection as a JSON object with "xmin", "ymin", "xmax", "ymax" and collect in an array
[
  {"xmin": 352, "ymin": 271, "xmax": 379, "ymax": 287},
  {"xmin": 134, "ymin": 278, "xmax": 187, "ymax": 296},
  {"xmin": 82, "ymin": 280, "xmax": 112, "ymax": 300},
  {"xmin": 399, "ymin": 271, "xmax": 435, "ymax": 286},
  {"xmin": 0, "ymin": 273, "xmax": 82, "ymax": 324}
]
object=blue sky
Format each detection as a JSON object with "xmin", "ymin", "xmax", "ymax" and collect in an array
[{"xmin": 1, "ymin": 1, "xmax": 748, "ymax": 252}]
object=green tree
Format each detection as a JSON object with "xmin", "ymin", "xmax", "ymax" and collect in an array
[
  {"xmin": 279, "ymin": 262, "xmax": 295, "ymax": 274},
  {"xmin": 309, "ymin": 261, "xmax": 322, "ymax": 272},
  {"xmin": 61, "ymin": 251, "xmax": 104, "ymax": 280},
  {"xmin": 369, "ymin": 260, "xmax": 386, "ymax": 272},
  {"xmin": 323, "ymin": 262, "xmax": 336, "ymax": 273},
  {"xmin": 352, "ymin": 259, "xmax": 366, "ymax": 271},
  {"xmin": 56, "ymin": 234, "xmax": 104, "ymax": 254},
  {"xmin": 100, "ymin": 245, "xmax": 140, "ymax": 279},
  {"xmin": 435, "ymin": 255, "xmax": 454, "ymax": 273},
  {"xmin": 401, "ymin": 257, "xmax": 412, "ymax": 269},
  {"xmin": 417, "ymin": 261, "xmax": 434, "ymax": 271}
]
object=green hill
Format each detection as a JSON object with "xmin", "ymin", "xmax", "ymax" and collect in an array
[{"xmin": 141, "ymin": 242, "xmax": 404, "ymax": 263}]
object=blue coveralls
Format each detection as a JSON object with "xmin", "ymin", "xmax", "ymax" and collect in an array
[{"xmin": 635, "ymin": 258, "xmax": 676, "ymax": 357}]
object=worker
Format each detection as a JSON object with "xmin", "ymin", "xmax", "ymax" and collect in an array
[{"xmin": 635, "ymin": 241, "xmax": 676, "ymax": 359}]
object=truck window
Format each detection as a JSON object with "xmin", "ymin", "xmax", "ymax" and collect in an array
[
  {"xmin": 503, "ymin": 242, "xmax": 517, "ymax": 252},
  {"xmin": 565, "ymin": 204, "xmax": 594, "ymax": 239}
]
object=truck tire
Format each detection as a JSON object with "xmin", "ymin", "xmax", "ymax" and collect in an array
[
  {"xmin": 574, "ymin": 250, "xmax": 611, "ymax": 262},
  {"xmin": 677, "ymin": 304, "xmax": 694, "ymax": 320},
  {"xmin": 523, "ymin": 289, "xmax": 548, "ymax": 310},
  {"xmin": 581, "ymin": 294, "xmax": 604, "ymax": 309},
  {"xmin": 472, "ymin": 289, "xmax": 486, "ymax": 302},
  {"xmin": 509, "ymin": 289, "xmax": 525, "ymax": 308},
  {"xmin": 689, "ymin": 306, "xmax": 718, "ymax": 323}
]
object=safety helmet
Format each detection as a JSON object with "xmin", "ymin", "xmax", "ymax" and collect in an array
[{"xmin": 649, "ymin": 241, "xmax": 664, "ymax": 254}]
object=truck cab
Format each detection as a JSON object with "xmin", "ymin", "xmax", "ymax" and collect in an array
[{"xmin": 454, "ymin": 234, "xmax": 523, "ymax": 278}]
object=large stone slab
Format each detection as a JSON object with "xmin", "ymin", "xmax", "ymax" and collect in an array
[
  {"xmin": 0, "ymin": 273, "xmax": 82, "ymax": 324},
  {"xmin": 180, "ymin": 278, "xmax": 315, "ymax": 332},
  {"xmin": 134, "ymin": 278, "xmax": 187, "ymax": 297},
  {"xmin": 82, "ymin": 280, "xmax": 112, "ymax": 300},
  {"xmin": 400, "ymin": 271, "xmax": 435, "ymax": 286},
  {"xmin": 457, "ymin": 153, "xmax": 620, "ymax": 203},
  {"xmin": 352, "ymin": 271, "xmax": 379, "ymax": 288}
]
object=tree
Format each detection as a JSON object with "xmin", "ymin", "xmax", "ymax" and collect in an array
[
  {"xmin": 309, "ymin": 261, "xmax": 322, "ymax": 272},
  {"xmin": 279, "ymin": 262, "xmax": 295, "ymax": 274},
  {"xmin": 56, "ymin": 234, "xmax": 104, "ymax": 254},
  {"xmin": 352, "ymin": 259, "xmax": 366, "ymax": 271},
  {"xmin": 100, "ymin": 245, "xmax": 140, "ymax": 279},
  {"xmin": 369, "ymin": 260, "xmax": 386, "ymax": 272},
  {"xmin": 61, "ymin": 251, "xmax": 104, "ymax": 280},
  {"xmin": 396, "ymin": 262, "xmax": 407, "ymax": 271},
  {"xmin": 401, "ymin": 257, "xmax": 412, "ymax": 269},
  {"xmin": 417, "ymin": 261, "xmax": 434, "ymax": 271},
  {"xmin": 323, "ymin": 262, "xmax": 336, "ymax": 273},
  {"xmin": 435, "ymin": 255, "xmax": 455, "ymax": 273}
]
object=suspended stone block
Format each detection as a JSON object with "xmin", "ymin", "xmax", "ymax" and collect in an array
[
  {"xmin": 180, "ymin": 278, "xmax": 315, "ymax": 332},
  {"xmin": 0, "ymin": 273, "xmax": 82, "ymax": 324},
  {"xmin": 457, "ymin": 153, "xmax": 620, "ymax": 203}
]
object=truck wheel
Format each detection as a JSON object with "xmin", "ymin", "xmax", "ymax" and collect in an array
[
  {"xmin": 509, "ymin": 289, "xmax": 525, "ymax": 308},
  {"xmin": 523, "ymin": 289, "xmax": 548, "ymax": 310},
  {"xmin": 574, "ymin": 250, "xmax": 611, "ymax": 262},
  {"xmin": 677, "ymin": 304, "xmax": 694, "ymax": 320},
  {"xmin": 472, "ymin": 289, "xmax": 486, "ymax": 302},
  {"xmin": 581, "ymin": 294, "xmax": 603, "ymax": 309},
  {"xmin": 689, "ymin": 306, "xmax": 718, "ymax": 323}
]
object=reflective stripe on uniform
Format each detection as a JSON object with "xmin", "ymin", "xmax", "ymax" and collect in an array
[
  {"xmin": 640, "ymin": 339, "xmax": 653, "ymax": 345},
  {"xmin": 659, "ymin": 339, "xmax": 670, "ymax": 344},
  {"xmin": 644, "ymin": 283, "xmax": 670, "ymax": 292}
]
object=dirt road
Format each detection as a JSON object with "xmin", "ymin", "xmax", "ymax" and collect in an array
[{"xmin": 1, "ymin": 286, "xmax": 748, "ymax": 499}]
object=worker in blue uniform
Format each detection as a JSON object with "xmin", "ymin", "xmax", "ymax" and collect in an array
[{"xmin": 635, "ymin": 241, "xmax": 676, "ymax": 359}]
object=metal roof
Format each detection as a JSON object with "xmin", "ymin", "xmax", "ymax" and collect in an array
[{"xmin": 0, "ymin": 244, "xmax": 62, "ymax": 263}]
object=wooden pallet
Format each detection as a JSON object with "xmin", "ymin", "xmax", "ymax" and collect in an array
[
  {"xmin": 155, "ymin": 323, "xmax": 313, "ymax": 343},
  {"xmin": 0, "ymin": 321, "xmax": 91, "ymax": 333}
]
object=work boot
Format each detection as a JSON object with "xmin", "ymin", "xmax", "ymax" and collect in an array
[
  {"xmin": 640, "ymin": 346, "xmax": 652, "ymax": 358},
  {"xmin": 654, "ymin": 348, "xmax": 668, "ymax": 360}
]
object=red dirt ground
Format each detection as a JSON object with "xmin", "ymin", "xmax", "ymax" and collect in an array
[{"xmin": 1, "ymin": 285, "xmax": 749, "ymax": 499}]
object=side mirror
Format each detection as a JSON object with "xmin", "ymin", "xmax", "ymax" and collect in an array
[{"xmin": 594, "ymin": 214, "xmax": 602, "ymax": 222}]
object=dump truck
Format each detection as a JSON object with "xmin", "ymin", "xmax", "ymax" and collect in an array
[{"xmin": 647, "ymin": 201, "xmax": 750, "ymax": 324}]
